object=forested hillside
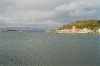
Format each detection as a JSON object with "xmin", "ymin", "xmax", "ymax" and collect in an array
[{"xmin": 58, "ymin": 20, "xmax": 100, "ymax": 30}]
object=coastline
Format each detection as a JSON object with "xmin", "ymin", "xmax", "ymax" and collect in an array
[
  {"xmin": 47, "ymin": 28, "xmax": 100, "ymax": 34},
  {"xmin": 47, "ymin": 31, "xmax": 100, "ymax": 34},
  {"xmin": 47, "ymin": 20, "xmax": 100, "ymax": 34},
  {"xmin": 0, "ymin": 30, "xmax": 16, "ymax": 32}
]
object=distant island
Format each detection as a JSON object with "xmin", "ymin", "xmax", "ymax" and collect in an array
[
  {"xmin": 0, "ymin": 30, "xmax": 16, "ymax": 32},
  {"xmin": 47, "ymin": 20, "xmax": 100, "ymax": 34}
]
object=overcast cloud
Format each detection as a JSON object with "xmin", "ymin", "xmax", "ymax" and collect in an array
[{"xmin": 0, "ymin": 0, "xmax": 100, "ymax": 29}]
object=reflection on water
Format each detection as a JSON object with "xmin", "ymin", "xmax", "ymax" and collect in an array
[{"xmin": 0, "ymin": 32, "xmax": 100, "ymax": 66}]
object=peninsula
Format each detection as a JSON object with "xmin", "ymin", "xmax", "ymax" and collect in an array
[
  {"xmin": 49, "ymin": 20, "xmax": 100, "ymax": 34},
  {"xmin": 0, "ymin": 30, "xmax": 16, "ymax": 32}
]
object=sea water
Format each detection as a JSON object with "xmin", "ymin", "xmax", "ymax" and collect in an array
[{"xmin": 0, "ymin": 32, "xmax": 100, "ymax": 66}]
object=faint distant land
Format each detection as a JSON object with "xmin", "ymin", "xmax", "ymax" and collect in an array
[
  {"xmin": 0, "ymin": 30, "xmax": 16, "ymax": 32},
  {"xmin": 48, "ymin": 20, "xmax": 100, "ymax": 34}
]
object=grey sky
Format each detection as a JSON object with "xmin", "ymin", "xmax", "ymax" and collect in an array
[{"xmin": 0, "ymin": 0, "xmax": 100, "ymax": 29}]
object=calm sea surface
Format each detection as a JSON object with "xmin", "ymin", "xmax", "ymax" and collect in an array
[{"xmin": 0, "ymin": 32, "xmax": 100, "ymax": 66}]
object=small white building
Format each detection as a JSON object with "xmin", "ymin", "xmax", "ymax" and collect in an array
[
  {"xmin": 82, "ymin": 28, "xmax": 92, "ymax": 33},
  {"xmin": 98, "ymin": 28, "xmax": 100, "ymax": 33}
]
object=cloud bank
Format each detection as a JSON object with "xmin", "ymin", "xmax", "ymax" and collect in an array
[{"xmin": 0, "ymin": 0, "xmax": 100, "ymax": 29}]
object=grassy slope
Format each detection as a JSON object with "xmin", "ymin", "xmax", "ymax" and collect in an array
[{"xmin": 58, "ymin": 20, "xmax": 100, "ymax": 30}]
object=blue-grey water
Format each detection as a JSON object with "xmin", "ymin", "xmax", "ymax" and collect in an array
[{"xmin": 0, "ymin": 32, "xmax": 100, "ymax": 66}]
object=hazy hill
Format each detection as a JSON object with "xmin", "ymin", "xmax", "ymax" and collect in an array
[{"xmin": 58, "ymin": 20, "xmax": 100, "ymax": 30}]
